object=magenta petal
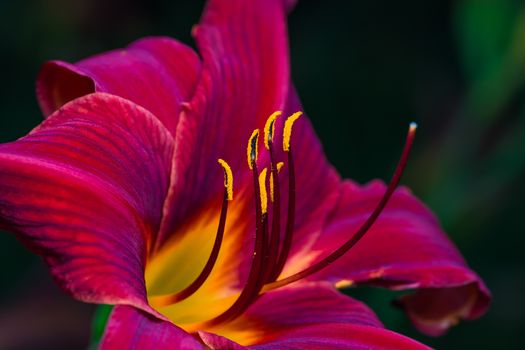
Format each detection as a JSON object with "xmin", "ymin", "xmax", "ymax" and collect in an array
[
  {"xmin": 100, "ymin": 306, "xmax": 205, "ymax": 350},
  {"xmin": 36, "ymin": 37, "xmax": 201, "ymax": 134},
  {"xmin": 234, "ymin": 282, "xmax": 382, "ymax": 330},
  {"xmin": 36, "ymin": 61, "xmax": 95, "ymax": 117},
  {"xmin": 201, "ymin": 326, "xmax": 429, "ymax": 350},
  {"xmin": 198, "ymin": 284, "xmax": 429, "ymax": 349},
  {"xmin": 198, "ymin": 333, "xmax": 248, "ymax": 350},
  {"xmin": 0, "ymin": 93, "xmax": 174, "ymax": 312},
  {"xmin": 250, "ymin": 324, "xmax": 431, "ymax": 350},
  {"xmin": 308, "ymin": 180, "xmax": 491, "ymax": 335},
  {"xmin": 397, "ymin": 283, "xmax": 489, "ymax": 336}
]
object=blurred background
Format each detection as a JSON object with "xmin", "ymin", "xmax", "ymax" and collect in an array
[{"xmin": 0, "ymin": 0, "xmax": 523, "ymax": 348}]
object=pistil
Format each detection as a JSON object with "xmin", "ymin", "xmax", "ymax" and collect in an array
[{"xmin": 262, "ymin": 122, "xmax": 418, "ymax": 292}]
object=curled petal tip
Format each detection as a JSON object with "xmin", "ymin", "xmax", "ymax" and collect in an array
[{"xmin": 191, "ymin": 24, "xmax": 200, "ymax": 37}]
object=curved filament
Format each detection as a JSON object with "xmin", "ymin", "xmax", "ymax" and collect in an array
[{"xmin": 263, "ymin": 123, "xmax": 417, "ymax": 292}]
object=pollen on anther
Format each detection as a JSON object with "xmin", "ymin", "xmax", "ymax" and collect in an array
[
  {"xmin": 264, "ymin": 111, "xmax": 282, "ymax": 150},
  {"xmin": 335, "ymin": 279, "xmax": 354, "ymax": 289},
  {"xmin": 283, "ymin": 111, "xmax": 303, "ymax": 152},
  {"xmin": 247, "ymin": 129, "xmax": 260, "ymax": 170},
  {"xmin": 259, "ymin": 167, "xmax": 269, "ymax": 214},
  {"xmin": 270, "ymin": 162, "xmax": 285, "ymax": 202},
  {"xmin": 217, "ymin": 159, "xmax": 233, "ymax": 201}
]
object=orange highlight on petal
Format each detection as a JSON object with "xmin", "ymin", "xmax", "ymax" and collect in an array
[{"xmin": 369, "ymin": 269, "xmax": 385, "ymax": 279}]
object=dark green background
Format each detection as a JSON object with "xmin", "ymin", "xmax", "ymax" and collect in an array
[{"xmin": 1, "ymin": 0, "xmax": 523, "ymax": 349}]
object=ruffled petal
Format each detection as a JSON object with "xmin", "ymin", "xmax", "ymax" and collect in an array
[
  {"xmin": 198, "ymin": 283, "xmax": 428, "ymax": 349},
  {"xmin": 305, "ymin": 180, "xmax": 491, "ymax": 335},
  {"xmin": 0, "ymin": 93, "xmax": 174, "ymax": 313},
  {"xmin": 36, "ymin": 37, "xmax": 201, "ymax": 134},
  {"xmin": 397, "ymin": 283, "xmax": 488, "ymax": 336},
  {"xmin": 100, "ymin": 306, "xmax": 204, "ymax": 350}
]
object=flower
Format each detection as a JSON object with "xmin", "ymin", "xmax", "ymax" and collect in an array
[{"xmin": 0, "ymin": 0, "xmax": 490, "ymax": 348}]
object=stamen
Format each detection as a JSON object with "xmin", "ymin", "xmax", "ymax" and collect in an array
[
  {"xmin": 283, "ymin": 111, "xmax": 302, "ymax": 152},
  {"xmin": 264, "ymin": 111, "xmax": 282, "ymax": 150},
  {"xmin": 218, "ymin": 159, "xmax": 234, "ymax": 201},
  {"xmin": 151, "ymin": 160, "xmax": 233, "ymax": 306},
  {"xmin": 268, "ymin": 112, "xmax": 303, "ymax": 282},
  {"xmin": 247, "ymin": 129, "xmax": 260, "ymax": 170},
  {"xmin": 263, "ymin": 122, "xmax": 418, "ymax": 292},
  {"xmin": 258, "ymin": 168, "xmax": 269, "ymax": 214},
  {"xmin": 203, "ymin": 136, "xmax": 268, "ymax": 327},
  {"xmin": 268, "ymin": 148, "xmax": 296, "ymax": 282},
  {"xmin": 265, "ymin": 133, "xmax": 283, "ymax": 283},
  {"xmin": 270, "ymin": 162, "xmax": 284, "ymax": 202}
]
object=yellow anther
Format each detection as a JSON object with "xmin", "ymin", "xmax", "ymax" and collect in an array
[
  {"xmin": 335, "ymin": 279, "xmax": 354, "ymax": 289},
  {"xmin": 264, "ymin": 111, "xmax": 282, "ymax": 150},
  {"xmin": 269, "ymin": 162, "xmax": 285, "ymax": 202},
  {"xmin": 247, "ymin": 129, "xmax": 260, "ymax": 170},
  {"xmin": 217, "ymin": 159, "xmax": 233, "ymax": 201},
  {"xmin": 258, "ymin": 167, "xmax": 268, "ymax": 214},
  {"xmin": 283, "ymin": 111, "xmax": 303, "ymax": 152}
]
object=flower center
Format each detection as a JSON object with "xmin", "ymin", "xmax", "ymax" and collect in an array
[{"xmin": 147, "ymin": 112, "xmax": 417, "ymax": 331}]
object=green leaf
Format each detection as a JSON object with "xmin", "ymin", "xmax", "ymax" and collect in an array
[
  {"xmin": 455, "ymin": 0, "xmax": 520, "ymax": 83},
  {"xmin": 88, "ymin": 304, "xmax": 113, "ymax": 349}
]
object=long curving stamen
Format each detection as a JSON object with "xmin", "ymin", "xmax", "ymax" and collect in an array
[
  {"xmin": 263, "ymin": 122, "xmax": 418, "ymax": 292},
  {"xmin": 151, "ymin": 159, "xmax": 233, "ymax": 306},
  {"xmin": 203, "ymin": 131, "xmax": 269, "ymax": 326}
]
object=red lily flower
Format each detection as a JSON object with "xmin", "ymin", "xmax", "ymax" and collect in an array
[{"xmin": 1, "ymin": 0, "xmax": 489, "ymax": 348}]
